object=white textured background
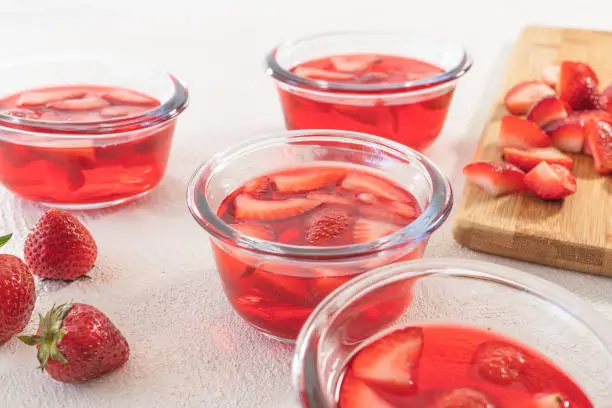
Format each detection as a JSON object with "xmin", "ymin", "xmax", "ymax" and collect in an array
[{"xmin": 1, "ymin": 1, "xmax": 612, "ymax": 407}]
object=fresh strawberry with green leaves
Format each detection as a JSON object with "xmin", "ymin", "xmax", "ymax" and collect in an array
[
  {"xmin": 24, "ymin": 209, "xmax": 98, "ymax": 280},
  {"xmin": 19, "ymin": 302, "xmax": 129, "ymax": 383},
  {"xmin": 0, "ymin": 233, "xmax": 36, "ymax": 344}
]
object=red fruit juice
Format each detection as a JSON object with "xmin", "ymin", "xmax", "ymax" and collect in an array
[
  {"xmin": 279, "ymin": 54, "xmax": 454, "ymax": 151},
  {"xmin": 338, "ymin": 324, "xmax": 593, "ymax": 408},
  {"xmin": 209, "ymin": 164, "xmax": 426, "ymax": 340},
  {"xmin": 0, "ymin": 85, "xmax": 173, "ymax": 205}
]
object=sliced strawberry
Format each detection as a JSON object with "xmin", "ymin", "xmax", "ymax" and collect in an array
[
  {"xmin": 529, "ymin": 393, "xmax": 565, "ymax": 408},
  {"xmin": 546, "ymin": 118, "xmax": 585, "ymax": 153},
  {"xmin": 389, "ymin": 201, "xmax": 419, "ymax": 219},
  {"xmin": 585, "ymin": 119, "xmax": 612, "ymax": 174},
  {"xmin": 234, "ymin": 195, "xmax": 321, "ymax": 221},
  {"xmin": 272, "ymin": 169, "xmax": 346, "ymax": 194},
  {"xmin": 434, "ymin": 388, "xmax": 493, "ymax": 408},
  {"xmin": 558, "ymin": 61, "xmax": 603, "ymax": 111},
  {"xmin": 353, "ymin": 218, "xmax": 402, "ymax": 243},
  {"xmin": 99, "ymin": 105, "xmax": 148, "ymax": 118},
  {"xmin": 578, "ymin": 110, "xmax": 612, "ymax": 123},
  {"xmin": 304, "ymin": 207, "xmax": 351, "ymax": 245},
  {"xmin": 243, "ymin": 176, "xmax": 272, "ymax": 197},
  {"xmin": 48, "ymin": 97, "xmax": 110, "ymax": 111},
  {"xmin": 504, "ymin": 81, "xmax": 555, "ymax": 115},
  {"xmin": 352, "ymin": 327, "xmax": 423, "ymax": 391},
  {"xmin": 503, "ymin": 147, "xmax": 573, "ymax": 172},
  {"xmin": 293, "ymin": 66, "xmax": 356, "ymax": 81},
  {"xmin": 102, "ymin": 89, "xmax": 159, "ymax": 106},
  {"xmin": 16, "ymin": 90, "xmax": 87, "ymax": 107},
  {"xmin": 339, "ymin": 376, "xmax": 394, "ymax": 408},
  {"xmin": 541, "ymin": 64, "xmax": 560, "ymax": 89},
  {"xmin": 473, "ymin": 341, "xmax": 527, "ymax": 385},
  {"xmin": 330, "ymin": 55, "xmax": 381, "ymax": 72},
  {"xmin": 341, "ymin": 172, "xmax": 411, "ymax": 202},
  {"xmin": 306, "ymin": 192, "xmax": 353, "ymax": 206},
  {"xmin": 524, "ymin": 162, "xmax": 576, "ymax": 200},
  {"xmin": 498, "ymin": 116, "xmax": 551, "ymax": 149},
  {"xmin": 356, "ymin": 192, "xmax": 379, "ymax": 205},
  {"xmin": 463, "ymin": 162, "xmax": 526, "ymax": 196},
  {"xmin": 602, "ymin": 84, "xmax": 612, "ymax": 113},
  {"xmin": 526, "ymin": 95, "xmax": 569, "ymax": 127},
  {"xmin": 231, "ymin": 223, "xmax": 275, "ymax": 241}
]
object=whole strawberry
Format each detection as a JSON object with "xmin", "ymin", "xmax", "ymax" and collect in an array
[
  {"xmin": 0, "ymin": 233, "xmax": 36, "ymax": 344},
  {"xmin": 24, "ymin": 209, "xmax": 97, "ymax": 280},
  {"xmin": 19, "ymin": 302, "xmax": 129, "ymax": 383}
]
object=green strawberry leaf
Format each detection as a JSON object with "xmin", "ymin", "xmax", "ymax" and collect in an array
[{"xmin": 0, "ymin": 233, "xmax": 12, "ymax": 248}]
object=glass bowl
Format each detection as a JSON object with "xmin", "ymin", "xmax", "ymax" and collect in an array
[
  {"xmin": 293, "ymin": 258, "xmax": 612, "ymax": 407},
  {"xmin": 0, "ymin": 57, "xmax": 189, "ymax": 209},
  {"xmin": 186, "ymin": 129, "xmax": 452, "ymax": 341},
  {"xmin": 265, "ymin": 31, "xmax": 472, "ymax": 151}
]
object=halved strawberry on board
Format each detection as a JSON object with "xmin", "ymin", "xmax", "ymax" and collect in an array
[
  {"xmin": 503, "ymin": 147, "xmax": 573, "ymax": 172},
  {"xmin": 524, "ymin": 162, "xmax": 576, "ymax": 200},
  {"xmin": 234, "ymin": 195, "xmax": 322, "ymax": 221},
  {"xmin": 463, "ymin": 162, "xmax": 526, "ymax": 196},
  {"xmin": 526, "ymin": 95, "xmax": 569, "ymax": 128},
  {"xmin": 338, "ymin": 376, "xmax": 394, "ymax": 408},
  {"xmin": 584, "ymin": 119, "xmax": 612, "ymax": 175},
  {"xmin": 545, "ymin": 118, "xmax": 585, "ymax": 153},
  {"xmin": 351, "ymin": 327, "xmax": 424, "ymax": 391},
  {"xmin": 498, "ymin": 116, "xmax": 551, "ymax": 149},
  {"xmin": 272, "ymin": 168, "xmax": 347, "ymax": 194},
  {"xmin": 504, "ymin": 81, "xmax": 555, "ymax": 115},
  {"xmin": 541, "ymin": 65, "xmax": 560, "ymax": 89},
  {"xmin": 558, "ymin": 61, "xmax": 604, "ymax": 111}
]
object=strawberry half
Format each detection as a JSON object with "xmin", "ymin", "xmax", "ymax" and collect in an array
[
  {"xmin": 353, "ymin": 218, "xmax": 402, "ymax": 243},
  {"xmin": 473, "ymin": 341, "xmax": 527, "ymax": 385},
  {"xmin": 504, "ymin": 81, "xmax": 555, "ymax": 115},
  {"xmin": 434, "ymin": 388, "xmax": 493, "ymax": 408},
  {"xmin": 272, "ymin": 169, "xmax": 346, "ymax": 194},
  {"xmin": 234, "ymin": 195, "xmax": 321, "ymax": 221},
  {"xmin": 503, "ymin": 147, "xmax": 573, "ymax": 172},
  {"xmin": 545, "ymin": 118, "xmax": 585, "ymax": 153},
  {"xmin": 524, "ymin": 162, "xmax": 577, "ymax": 200},
  {"xmin": 498, "ymin": 116, "xmax": 551, "ymax": 149},
  {"xmin": 304, "ymin": 207, "xmax": 351, "ymax": 245},
  {"xmin": 330, "ymin": 55, "xmax": 382, "ymax": 73},
  {"xmin": 341, "ymin": 172, "xmax": 412, "ymax": 202},
  {"xmin": 558, "ymin": 61, "xmax": 603, "ymax": 111},
  {"xmin": 541, "ymin": 65, "xmax": 560, "ymax": 89},
  {"xmin": 339, "ymin": 376, "xmax": 394, "ymax": 408},
  {"xmin": 526, "ymin": 95, "xmax": 569, "ymax": 127},
  {"xmin": 584, "ymin": 119, "xmax": 612, "ymax": 174},
  {"xmin": 463, "ymin": 162, "xmax": 526, "ymax": 196},
  {"xmin": 352, "ymin": 327, "xmax": 423, "ymax": 391},
  {"xmin": 47, "ymin": 97, "xmax": 110, "ymax": 111},
  {"xmin": 293, "ymin": 66, "xmax": 356, "ymax": 81}
]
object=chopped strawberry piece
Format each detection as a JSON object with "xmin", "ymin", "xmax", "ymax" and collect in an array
[
  {"xmin": 473, "ymin": 341, "xmax": 527, "ymax": 385},
  {"xmin": 526, "ymin": 95, "xmax": 569, "ymax": 127},
  {"xmin": 463, "ymin": 162, "xmax": 526, "ymax": 196},
  {"xmin": 359, "ymin": 206, "xmax": 414, "ymax": 225},
  {"xmin": 352, "ymin": 327, "xmax": 423, "ymax": 391},
  {"xmin": 243, "ymin": 176, "xmax": 272, "ymax": 197},
  {"xmin": 504, "ymin": 81, "xmax": 555, "ymax": 115},
  {"xmin": 578, "ymin": 110, "xmax": 612, "ymax": 122},
  {"xmin": 353, "ymin": 218, "xmax": 402, "ymax": 243},
  {"xmin": 389, "ymin": 201, "xmax": 419, "ymax": 219},
  {"xmin": 304, "ymin": 207, "xmax": 351, "ymax": 245},
  {"xmin": 102, "ymin": 90, "xmax": 159, "ymax": 106},
  {"xmin": 498, "ymin": 116, "xmax": 551, "ymax": 149},
  {"xmin": 558, "ymin": 61, "xmax": 603, "ymax": 111},
  {"xmin": 529, "ymin": 393, "xmax": 565, "ymax": 408},
  {"xmin": 341, "ymin": 172, "xmax": 411, "ymax": 202},
  {"xmin": 293, "ymin": 66, "xmax": 356, "ymax": 81},
  {"xmin": 330, "ymin": 55, "xmax": 382, "ymax": 72},
  {"xmin": 434, "ymin": 388, "xmax": 493, "ymax": 408},
  {"xmin": 339, "ymin": 376, "xmax": 394, "ymax": 408},
  {"xmin": 545, "ymin": 118, "xmax": 585, "ymax": 153},
  {"xmin": 602, "ymin": 84, "xmax": 612, "ymax": 113},
  {"xmin": 16, "ymin": 90, "xmax": 87, "ymax": 107},
  {"xmin": 524, "ymin": 162, "xmax": 577, "ymax": 200},
  {"xmin": 356, "ymin": 192, "xmax": 379, "ymax": 205},
  {"xmin": 99, "ymin": 105, "xmax": 147, "ymax": 118},
  {"xmin": 273, "ymin": 169, "xmax": 346, "ymax": 194},
  {"xmin": 583, "ymin": 138, "xmax": 593, "ymax": 156},
  {"xmin": 541, "ymin": 65, "xmax": 560, "ymax": 89},
  {"xmin": 48, "ymin": 97, "xmax": 110, "ymax": 111},
  {"xmin": 231, "ymin": 223, "xmax": 275, "ymax": 241},
  {"xmin": 306, "ymin": 192, "xmax": 353, "ymax": 206},
  {"xmin": 503, "ymin": 147, "xmax": 573, "ymax": 172},
  {"xmin": 584, "ymin": 119, "xmax": 612, "ymax": 174},
  {"xmin": 234, "ymin": 195, "xmax": 321, "ymax": 221}
]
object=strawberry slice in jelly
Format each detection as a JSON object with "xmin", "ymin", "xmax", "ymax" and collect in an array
[
  {"xmin": 307, "ymin": 269, "xmax": 352, "ymax": 300},
  {"xmin": 330, "ymin": 55, "xmax": 382, "ymax": 73},
  {"xmin": 1, "ymin": 108, "xmax": 41, "ymax": 119},
  {"xmin": 293, "ymin": 66, "xmax": 356, "ymax": 81},
  {"xmin": 530, "ymin": 393, "xmax": 565, "ymax": 408},
  {"xmin": 234, "ymin": 195, "xmax": 322, "ymax": 221},
  {"xmin": 16, "ymin": 90, "xmax": 87, "ymax": 107},
  {"xmin": 99, "ymin": 105, "xmax": 149, "ymax": 118},
  {"xmin": 353, "ymin": 218, "xmax": 402, "ymax": 243},
  {"xmin": 252, "ymin": 262, "xmax": 313, "ymax": 306},
  {"xmin": 48, "ymin": 97, "xmax": 110, "ymax": 111},
  {"xmin": 231, "ymin": 223, "xmax": 275, "ymax": 241},
  {"xmin": 102, "ymin": 89, "xmax": 159, "ymax": 106},
  {"xmin": 306, "ymin": 191, "xmax": 354, "ymax": 206},
  {"xmin": 243, "ymin": 176, "xmax": 272, "ymax": 197},
  {"xmin": 342, "ymin": 172, "xmax": 411, "ymax": 202},
  {"xmin": 304, "ymin": 207, "xmax": 352, "ymax": 245},
  {"xmin": 339, "ymin": 376, "xmax": 394, "ymax": 408},
  {"xmin": 434, "ymin": 388, "xmax": 493, "ymax": 408},
  {"xmin": 472, "ymin": 341, "xmax": 527, "ymax": 385},
  {"xmin": 359, "ymin": 205, "xmax": 415, "ymax": 225},
  {"xmin": 272, "ymin": 168, "xmax": 346, "ymax": 194}
]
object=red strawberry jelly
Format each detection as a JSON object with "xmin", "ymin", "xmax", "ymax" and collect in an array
[
  {"xmin": 209, "ymin": 164, "xmax": 425, "ymax": 340},
  {"xmin": 338, "ymin": 324, "xmax": 593, "ymax": 408},
  {"xmin": 279, "ymin": 54, "xmax": 453, "ymax": 151},
  {"xmin": 0, "ymin": 85, "xmax": 173, "ymax": 206}
]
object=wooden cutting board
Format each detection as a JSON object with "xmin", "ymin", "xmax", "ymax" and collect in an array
[{"xmin": 452, "ymin": 25, "xmax": 612, "ymax": 277}]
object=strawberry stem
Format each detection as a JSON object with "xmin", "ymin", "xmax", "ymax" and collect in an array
[{"xmin": 0, "ymin": 233, "xmax": 12, "ymax": 248}]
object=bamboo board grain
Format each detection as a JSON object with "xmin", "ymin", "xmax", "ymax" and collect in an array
[{"xmin": 452, "ymin": 25, "xmax": 612, "ymax": 277}]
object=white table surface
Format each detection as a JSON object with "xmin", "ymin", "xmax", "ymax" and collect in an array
[{"xmin": 1, "ymin": 1, "xmax": 612, "ymax": 407}]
